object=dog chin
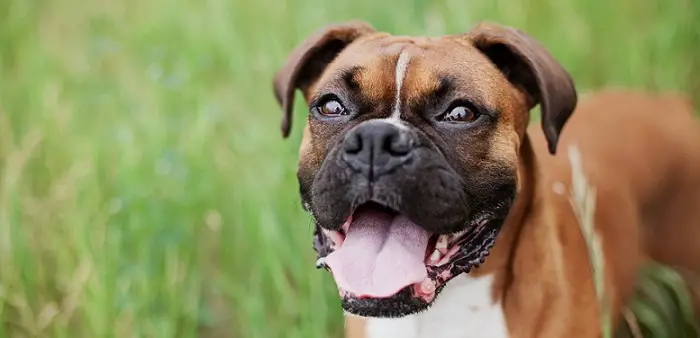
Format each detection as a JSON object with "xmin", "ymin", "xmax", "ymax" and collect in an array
[
  {"xmin": 312, "ymin": 200, "xmax": 510, "ymax": 318},
  {"xmin": 340, "ymin": 286, "xmax": 435, "ymax": 318}
]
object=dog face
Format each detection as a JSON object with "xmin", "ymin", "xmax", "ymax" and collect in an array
[{"xmin": 273, "ymin": 21, "xmax": 577, "ymax": 318}]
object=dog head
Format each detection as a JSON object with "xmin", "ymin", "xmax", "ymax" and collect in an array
[{"xmin": 273, "ymin": 20, "xmax": 577, "ymax": 318}]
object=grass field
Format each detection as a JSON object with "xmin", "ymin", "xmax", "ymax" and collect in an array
[{"xmin": 0, "ymin": 0, "xmax": 698, "ymax": 337}]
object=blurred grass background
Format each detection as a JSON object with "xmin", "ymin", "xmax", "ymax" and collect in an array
[{"xmin": 0, "ymin": 0, "xmax": 698, "ymax": 337}]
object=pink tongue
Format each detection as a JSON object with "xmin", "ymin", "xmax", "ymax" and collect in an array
[{"xmin": 325, "ymin": 208, "xmax": 431, "ymax": 298}]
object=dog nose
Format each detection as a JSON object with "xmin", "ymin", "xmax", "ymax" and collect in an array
[{"xmin": 342, "ymin": 120, "xmax": 414, "ymax": 178}]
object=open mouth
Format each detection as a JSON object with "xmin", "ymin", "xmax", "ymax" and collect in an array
[{"xmin": 313, "ymin": 201, "xmax": 503, "ymax": 316}]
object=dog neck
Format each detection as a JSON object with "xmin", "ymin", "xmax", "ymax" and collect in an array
[{"xmin": 467, "ymin": 134, "xmax": 538, "ymax": 299}]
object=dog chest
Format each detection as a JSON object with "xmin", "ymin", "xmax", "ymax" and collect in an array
[{"xmin": 363, "ymin": 274, "xmax": 509, "ymax": 338}]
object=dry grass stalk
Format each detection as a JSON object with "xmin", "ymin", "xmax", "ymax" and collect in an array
[{"xmin": 568, "ymin": 144, "xmax": 612, "ymax": 338}]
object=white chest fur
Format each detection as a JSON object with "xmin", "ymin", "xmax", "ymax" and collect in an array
[{"xmin": 362, "ymin": 274, "xmax": 509, "ymax": 338}]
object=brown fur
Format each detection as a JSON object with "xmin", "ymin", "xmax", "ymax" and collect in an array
[{"xmin": 273, "ymin": 20, "xmax": 700, "ymax": 337}]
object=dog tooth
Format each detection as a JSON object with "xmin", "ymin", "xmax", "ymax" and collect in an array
[
  {"xmin": 420, "ymin": 279, "xmax": 436, "ymax": 294},
  {"xmin": 436, "ymin": 235, "xmax": 449, "ymax": 250},
  {"xmin": 429, "ymin": 249, "xmax": 441, "ymax": 264}
]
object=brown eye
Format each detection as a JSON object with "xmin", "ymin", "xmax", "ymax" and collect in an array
[
  {"xmin": 316, "ymin": 99, "xmax": 348, "ymax": 117},
  {"xmin": 443, "ymin": 106, "xmax": 478, "ymax": 123}
]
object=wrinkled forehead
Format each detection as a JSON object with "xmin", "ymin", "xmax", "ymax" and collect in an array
[{"xmin": 309, "ymin": 34, "xmax": 513, "ymax": 110}]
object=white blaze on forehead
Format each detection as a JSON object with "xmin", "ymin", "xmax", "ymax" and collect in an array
[{"xmin": 391, "ymin": 51, "xmax": 411, "ymax": 120}]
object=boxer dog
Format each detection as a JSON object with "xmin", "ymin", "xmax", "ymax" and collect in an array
[{"xmin": 272, "ymin": 20, "xmax": 700, "ymax": 338}]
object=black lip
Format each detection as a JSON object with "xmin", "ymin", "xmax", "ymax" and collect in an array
[
  {"xmin": 341, "ymin": 286, "xmax": 432, "ymax": 318},
  {"xmin": 312, "ymin": 224, "xmax": 334, "ymax": 261},
  {"xmin": 430, "ymin": 219, "xmax": 504, "ymax": 280}
]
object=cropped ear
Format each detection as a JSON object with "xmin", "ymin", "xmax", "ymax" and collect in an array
[
  {"xmin": 273, "ymin": 21, "xmax": 376, "ymax": 138},
  {"xmin": 466, "ymin": 22, "xmax": 577, "ymax": 154}
]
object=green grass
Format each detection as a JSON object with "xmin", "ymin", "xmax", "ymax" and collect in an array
[{"xmin": 0, "ymin": 0, "xmax": 698, "ymax": 337}]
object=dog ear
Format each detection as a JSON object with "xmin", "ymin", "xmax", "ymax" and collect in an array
[
  {"xmin": 273, "ymin": 21, "xmax": 376, "ymax": 138},
  {"xmin": 466, "ymin": 22, "xmax": 577, "ymax": 154}
]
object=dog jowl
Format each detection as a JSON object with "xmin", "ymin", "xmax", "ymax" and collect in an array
[{"xmin": 273, "ymin": 21, "xmax": 576, "ymax": 317}]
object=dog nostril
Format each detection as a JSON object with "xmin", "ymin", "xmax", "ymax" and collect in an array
[
  {"xmin": 385, "ymin": 132, "xmax": 412, "ymax": 156},
  {"xmin": 344, "ymin": 132, "xmax": 362, "ymax": 155}
]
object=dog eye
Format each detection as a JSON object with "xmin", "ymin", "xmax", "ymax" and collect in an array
[
  {"xmin": 315, "ymin": 99, "xmax": 348, "ymax": 117},
  {"xmin": 442, "ymin": 106, "xmax": 479, "ymax": 123}
]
